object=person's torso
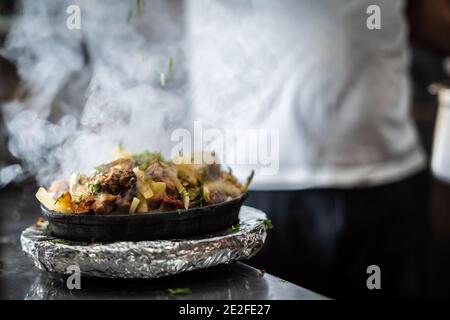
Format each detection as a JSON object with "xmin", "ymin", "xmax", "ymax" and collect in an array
[{"xmin": 187, "ymin": 0, "xmax": 426, "ymax": 189}]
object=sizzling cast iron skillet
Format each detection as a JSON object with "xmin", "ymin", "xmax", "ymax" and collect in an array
[{"xmin": 41, "ymin": 193, "xmax": 248, "ymax": 242}]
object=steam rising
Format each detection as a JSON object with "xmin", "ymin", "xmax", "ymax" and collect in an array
[{"xmin": 1, "ymin": 0, "xmax": 188, "ymax": 186}]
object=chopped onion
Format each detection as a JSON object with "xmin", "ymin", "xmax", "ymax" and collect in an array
[
  {"xmin": 129, "ymin": 197, "xmax": 140, "ymax": 214},
  {"xmin": 35, "ymin": 187, "xmax": 56, "ymax": 211}
]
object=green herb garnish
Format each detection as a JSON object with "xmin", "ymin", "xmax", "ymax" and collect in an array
[
  {"xmin": 226, "ymin": 224, "xmax": 240, "ymax": 234},
  {"xmin": 87, "ymin": 181, "xmax": 100, "ymax": 195},
  {"xmin": 92, "ymin": 165, "xmax": 105, "ymax": 175},
  {"xmin": 51, "ymin": 239, "xmax": 65, "ymax": 245},
  {"xmin": 178, "ymin": 171, "xmax": 189, "ymax": 181},
  {"xmin": 136, "ymin": 0, "xmax": 142, "ymax": 15},
  {"xmin": 242, "ymin": 170, "xmax": 254, "ymax": 192},
  {"xmin": 168, "ymin": 57, "xmax": 173, "ymax": 73},
  {"xmin": 126, "ymin": 0, "xmax": 143, "ymax": 23},
  {"xmin": 168, "ymin": 288, "xmax": 192, "ymax": 295},
  {"xmin": 139, "ymin": 160, "xmax": 149, "ymax": 171},
  {"xmin": 127, "ymin": 8, "xmax": 133, "ymax": 23},
  {"xmin": 258, "ymin": 219, "xmax": 274, "ymax": 230},
  {"xmin": 133, "ymin": 150, "xmax": 165, "ymax": 167}
]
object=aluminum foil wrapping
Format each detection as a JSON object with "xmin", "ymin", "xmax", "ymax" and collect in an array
[{"xmin": 21, "ymin": 206, "xmax": 268, "ymax": 279}]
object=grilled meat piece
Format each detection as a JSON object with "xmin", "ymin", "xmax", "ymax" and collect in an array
[
  {"xmin": 209, "ymin": 190, "xmax": 228, "ymax": 204},
  {"xmin": 114, "ymin": 197, "xmax": 133, "ymax": 213},
  {"xmin": 72, "ymin": 193, "xmax": 96, "ymax": 214},
  {"xmin": 161, "ymin": 194, "xmax": 184, "ymax": 210},
  {"xmin": 146, "ymin": 160, "xmax": 176, "ymax": 190},
  {"xmin": 146, "ymin": 160, "xmax": 164, "ymax": 180},
  {"xmin": 205, "ymin": 163, "xmax": 221, "ymax": 180},
  {"xmin": 38, "ymin": 149, "xmax": 248, "ymax": 215},
  {"xmin": 93, "ymin": 193, "xmax": 118, "ymax": 215},
  {"xmin": 48, "ymin": 180, "xmax": 69, "ymax": 199},
  {"xmin": 196, "ymin": 163, "xmax": 221, "ymax": 182},
  {"xmin": 98, "ymin": 167, "xmax": 137, "ymax": 201}
]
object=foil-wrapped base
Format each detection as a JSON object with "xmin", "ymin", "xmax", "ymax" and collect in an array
[{"xmin": 21, "ymin": 206, "xmax": 268, "ymax": 279}]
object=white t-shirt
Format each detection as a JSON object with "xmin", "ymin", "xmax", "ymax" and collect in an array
[{"xmin": 186, "ymin": 0, "xmax": 426, "ymax": 190}]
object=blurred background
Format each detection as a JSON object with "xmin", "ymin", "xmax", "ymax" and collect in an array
[{"xmin": 1, "ymin": 0, "xmax": 450, "ymax": 299}]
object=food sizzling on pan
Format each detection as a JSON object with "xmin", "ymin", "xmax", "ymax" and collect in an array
[{"xmin": 35, "ymin": 148, "xmax": 253, "ymax": 215}]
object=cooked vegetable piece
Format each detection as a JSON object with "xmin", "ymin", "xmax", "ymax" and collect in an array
[
  {"xmin": 129, "ymin": 197, "xmax": 140, "ymax": 214},
  {"xmin": 115, "ymin": 144, "xmax": 132, "ymax": 160},
  {"xmin": 202, "ymin": 186, "xmax": 211, "ymax": 203},
  {"xmin": 136, "ymin": 196, "xmax": 148, "ymax": 213},
  {"xmin": 204, "ymin": 180, "xmax": 242, "ymax": 198},
  {"xmin": 54, "ymin": 192, "xmax": 72, "ymax": 213},
  {"xmin": 243, "ymin": 170, "xmax": 255, "ymax": 192},
  {"xmin": 151, "ymin": 181, "xmax": 166, "ymax": 197},
  {"xmin": 93, "ymin": 193, "xmax": 117, "ymax": 214},
  {"xmin": 166, "ymin": 168, "xmax": 190, "ymax": 209},
  {"xmin": 38, "ymin": 149, "xmax": 248, "ymax": 214},
  {"xmin": 133, "ymin": 167, "xmax": 154, "ymax": 199},
  {"xmin": 48, "ymin": 180, "xmax": 69, "ymax": 199},
  {"xmin": 35, "ymin": 187, "xmax": 56, "ymax": 211}
]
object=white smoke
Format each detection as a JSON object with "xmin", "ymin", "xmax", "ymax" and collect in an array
[{"xmin": 1, "ymin": 0, "xmax": 188, "ymax": 186}]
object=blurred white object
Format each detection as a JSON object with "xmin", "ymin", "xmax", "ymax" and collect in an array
[
  {"xmin": 188, "ymin": 0, "xmax": 426, "ymax": 189},
  {"xmin": 431, "ymin": 81, "xmax": 450, "ymax": 183},
  {"xmin": 444, "ymin": 57, "xmax": 450, "ymax": 76}
]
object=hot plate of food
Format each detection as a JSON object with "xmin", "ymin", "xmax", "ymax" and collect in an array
[{"xmin": 35, "ymin": 149, "xmax": 253, "ymax": 242}]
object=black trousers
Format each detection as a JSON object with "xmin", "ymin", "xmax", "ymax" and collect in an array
[{"xmin": 246, "ymin": 170, "xmax": 429, "ymax": 299}]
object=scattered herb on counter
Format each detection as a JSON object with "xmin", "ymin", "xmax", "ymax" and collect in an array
[
  {"xmin": 51, "ymin": 239, "xmax": 66, "ymax": 245},
  {"xmin": 168, "ymin": 288, "xmax": 192, "ymax": 295},
  {"xmin": 44, "ymin": 222, "xmax": 52, "ymax": 233},
  {"xmin": 12, "ymin": 209, "xmax": 21, "ymax": 222},
  {"xmin": 8, "ymin": 240, "xmax": 21, "ymax": 252},
  {"xmin": 258, "ymin": 219, "xmax": 274, "ymax": 230},
  {"xmin": 226, "ymin": 224, "xmax": 240, "ymax": 234}
]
